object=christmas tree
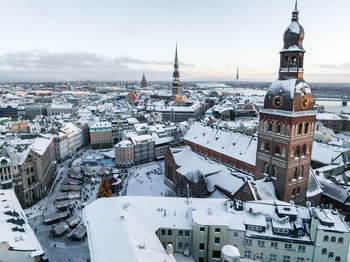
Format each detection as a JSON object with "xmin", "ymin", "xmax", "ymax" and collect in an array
[{"xmin": 97, "ymin": 175, "xmax": 112, "ymax": 198}]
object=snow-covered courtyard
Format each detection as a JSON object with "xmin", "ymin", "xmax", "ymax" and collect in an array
[{"xmin": 24, "ymin": 148, "xmax": 173, "ymax": 261}]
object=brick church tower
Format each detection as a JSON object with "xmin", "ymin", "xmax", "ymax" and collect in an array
[{"xmin": 255, "ymin": 2, "xmax": 316, "ymax": 205}]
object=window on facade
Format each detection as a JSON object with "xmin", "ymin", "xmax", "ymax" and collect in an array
[
  {"xmin": 285, "ymin": 243, "xmax": 292, "ymax": 250},
  {"xmin": 294, "ymin": 167, "xmax": 299, "ymax": 179},
  {"xmin": 200, "ymin": 227, "xmax": 205, "ymax": 232},
  {"xmin": 185, "ymin": 230, "xmax": 189, "ymax": 237},
  {"xmin": 324, "ymin": 236, "xmax": 329, "ymax": 242},
  {"xmin": 178, "ymin": 230, "xmax": 183, "ymax": 237},
  {"xmin": 296, "ymin": 258, "xmax": 305, "ymax": 262},
  {"xmin": 269, "ymin": 123, "xmax": 273, "ymax": 132},
  {"xmin": 277, "ymin": 124, "xmax": 281, "ymax": 134},
  {"xmin": 292, "ymin": 188, "xmax": 296, "ymax": 196},
  {"xmin": 275, "ymin": 146, "xmax": 280, "ymax": 155},
  {"xmin": 305, "ymin": 123, "xmax": 309, "ymax": 134},
  {"xmin": 256, "ymin": 252, "xmax": 263, "ymax": 260},
  {"xmin": 233, "ymin": 232, "xmax": 238, "ymax": 238},
  {"xmin": 331, "ymin": 236, "xmax": 336, "ymax": 242},
  {"xmin": 244, "ymin": 238, "xmax": 252, "ymax": 246},
  {"xmin": 298, "ymin": 124, "xmax": 303, "ymax": 135},
  {"xmin": 270, "ymin": 254, "xmax": 277, "ymax": 262},
  {"xmin": 338, "ymin": 237, "xmax": 344, "ymax": 243},
  {"xmin": 258, "ymin": 240, "xmax": 265, "ymax": 247},
  {"xmin": 271, "ymin": 242, "xmax": 278, "ymax": 249},
  {"xmin": 212, "ymin": 251, "xmax": 221, "ymax": 259},
  {"xmin": 161, "ymin": 229, "xmax": 166, "ymax": 235},
  {"xmin": 167, "ymin": 230, "xmax": 172, "ymax": 236},
  {"xmin": 215, "ymin": 237, "xmax": 220, "ymax": 244},
  {"xmin": 199, "ymin": 243, "xmax": 205, "ymax": 250},
  {"xmin": 264, "ymin": 143, "xmax": 270, "ymax": 152},
  {"xmin": 283, "ymin": 255, "xmax": 291, "ymax": 262},
  {"xmin": 284, "ymin": 56, "xmax": 289, "ymax": 67},
  {"xmin": 199, "ymin": 258, "xmax": 204, "ymax": 262},
  {"xmin": 329, "ymin": 252, "xmax": 334, "ymax": 258},
  {"xmin": 322, "ymin": 248, "xmax": 327, "ymax": 254},
  {"xmin": 215, "ymin": 228, "xmax": 220, "ymax": 233},
  {"xmin": 300, "ymin": 166, "xmax": 304, "ymax": 178},
  {"xmin": 298, "ymin": 245, "xmax": 305, "ymax": 252},
  {"xmin": 178, "ymin": 242, "xmax": 183, "ymax": 250},
  {"xmin": 297, "ymin": 187, "xmax": 300, "ymax": 195},
  {"xmin": 336, "ymin": 256, "xmax": 341, "ymax": 262},
  {"xmin": 244, "ymin": 250, "xmax": 251, "ymax": 258},
  {"xmin": 296, "ymin": 146, "xmax": 301, "ymax": 157},
  {"xmin": 302, "ymin": 144, "xmax": 307, "ymax": 156}
]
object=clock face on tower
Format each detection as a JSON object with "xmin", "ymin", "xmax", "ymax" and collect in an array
[
  {"xmin": 273, "ymin": 96, "xmax": 283, "ymax": 109},
  {"xmin": 300, "ymin": 97, "xmax": 309, "ymax": 110}
]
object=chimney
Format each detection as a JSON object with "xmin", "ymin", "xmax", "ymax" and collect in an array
[{"xmin": 166, "ymin": 243, "xmax": 174, "ymax": 256}]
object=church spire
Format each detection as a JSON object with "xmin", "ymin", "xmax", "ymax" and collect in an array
[{"xmin": 172, "ymin": 42, "xmax": 181, "ymax": 97}]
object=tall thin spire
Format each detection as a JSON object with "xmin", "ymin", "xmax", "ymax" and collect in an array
[
  {"xmin": 174, "ymin": 42, "xmax": 179, "ymax": 69},
  {"xmin": 172, "ymin": 42, "xmax": 181, "ymax": 98},
  {"xmin": 292, "ymin": 0, "xmax": 299, "ymax": 21},
  {"xmin": 236, "ymin": 60, "xmax": 239, "ymax": 81}
]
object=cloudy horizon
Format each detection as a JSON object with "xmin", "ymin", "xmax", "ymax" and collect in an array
[{"xmin": 0, "ymin": 0, "xmax": 349, "ymax": 82}]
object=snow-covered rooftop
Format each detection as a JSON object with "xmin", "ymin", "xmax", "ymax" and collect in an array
[
  {"xmin": 184, "ymin": 122, "xmax": 257, "ymax": 166},
  {"xmin": 0, "ymin": 190, "xmax": 44, "ymax": 258}
]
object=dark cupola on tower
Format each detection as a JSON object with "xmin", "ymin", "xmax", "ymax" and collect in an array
[{"xmin": 263, "ymin": 1, "xmax": 314, "ymax": 112}]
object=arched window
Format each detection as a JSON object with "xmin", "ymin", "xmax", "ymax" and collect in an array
[
  {"xmin": 336, "ymin": 256, "xmax": 341, "ymax": 262},
  {"xmin": 297, "ymin": 187, "xmax": 300, "ymax": 195},
  {"xmin": 284, "ymin": 56, "xmax": 289, "ymax": 67},
  {"xmin": 331, "ymin": 236, "xmax": 336, "ymax": 242},
  {"xmin": 324, "ymin": 236, "xmax": 329, "ymax": 242},
  {"xmin": 296, "ymin": 146, "xmax": 301, "ymax": 158},
  {"xmin": 292, "ymin": 188, "xmax": 296, "ymax": 196},
  {"xmin": 322, "ymin": 248, "xmax": 327, "ymax": 255},
  {"xmin": 298, "ymin": 124, "xmax": 303, "ymax": 135},
  {"xmin": 294, "ymin": 167, "xmax": 299, "ymax": 179},
  {"xmin": 338, "ymin": 237, "xmax": 344, "ymax": 243},
  {"xmin": 291, "ymin": 56, "xmax": 297, "ymax": 66},
  {"xmin": 286, "ymin": 125, "xmax": 290, "ymax": 136},
  {"xmin": 264, "ymin": 163, "xmax": 269, "ymax": 175},
  {"xmin": 302, "ymin": 145, "xmax": 307, "ymax": 156},
  {"xmin": 305, "ymin": 123, "xmax": 309, "ymax": 134},
  {"xmin": 277, "ymin": 124, "xmax": 281, "ymax": 134},
  {"xmin": 269, "ymin": 122, "xmax": 273, "ymax": 132},
  {"xmin": 301, "ymin": 166, "xmax": 304, "ymax": 178},
  {"xmin": 275, "ymin": 146, "xmax": 280, "ymax": 155},
  {"xmin": 264, "ymin": 143, "xmax": 270, "ymax": 152},
  {"xmin": 329, "ymin": 252, "xmax": 334, "ymax": 258}
]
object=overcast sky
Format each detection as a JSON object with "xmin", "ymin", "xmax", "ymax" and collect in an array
[{"xmin": 0, "ymin": 0, "xmax": 349, "ymax": 82}]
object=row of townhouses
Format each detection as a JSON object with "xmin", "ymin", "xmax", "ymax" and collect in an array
[{"xmin": 84, "ymin": 196, "xmax": 350, "ymax": 262}]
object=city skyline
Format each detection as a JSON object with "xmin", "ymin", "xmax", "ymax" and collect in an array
[{"xmin": 0, "ymin": 0, "xmax": 349, "ymax": 82}]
